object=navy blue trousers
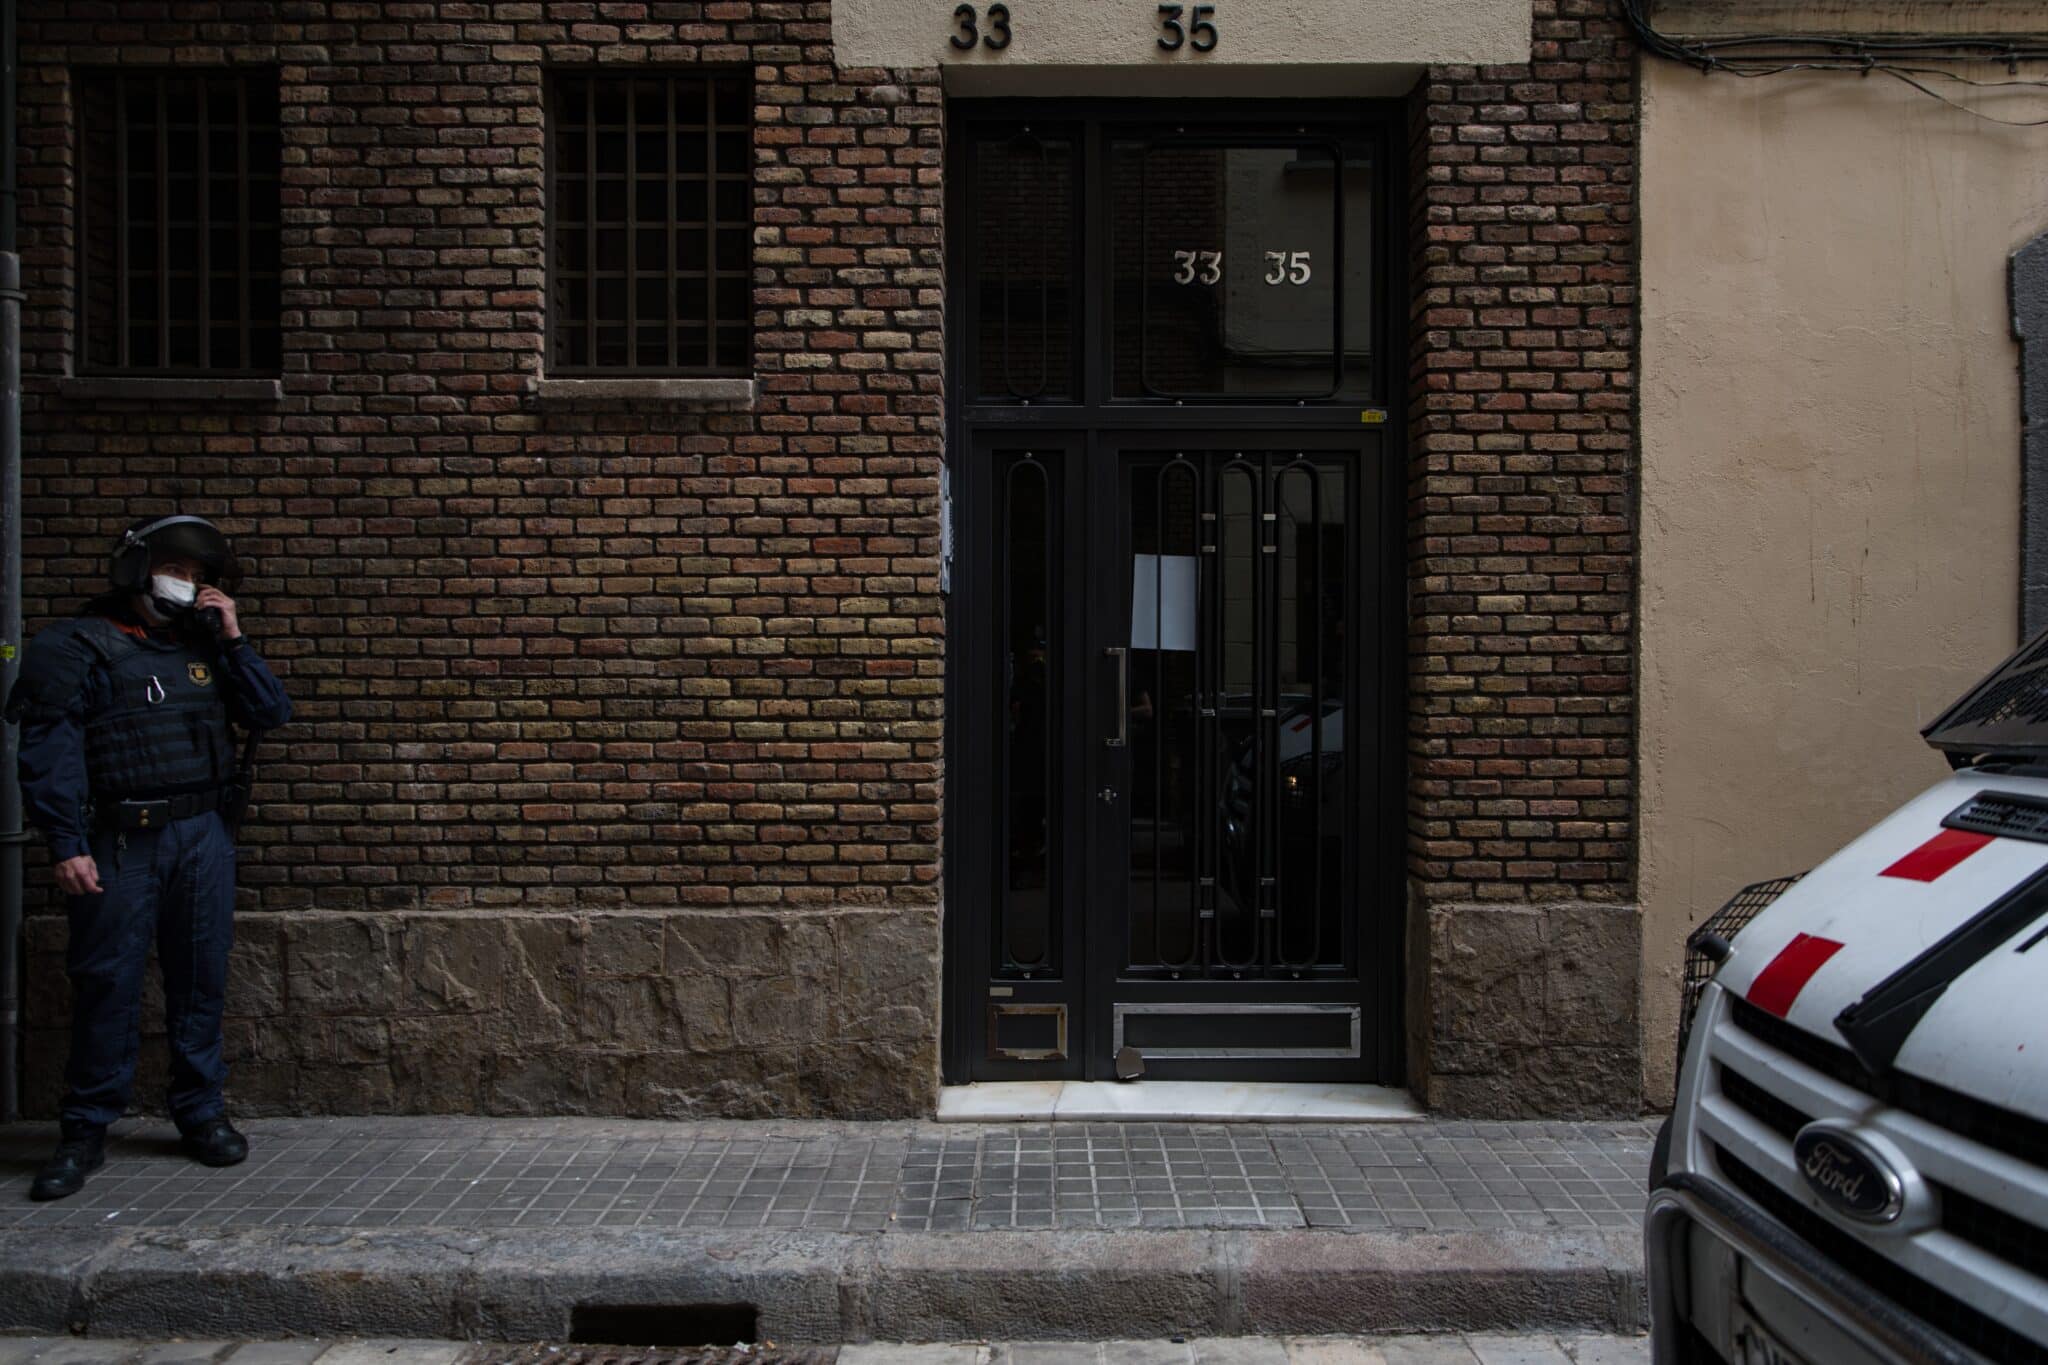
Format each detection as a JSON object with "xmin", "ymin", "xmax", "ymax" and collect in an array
[{"xmin": 62, "ymin": 811, "xmax": 236, "ymax": 1131}]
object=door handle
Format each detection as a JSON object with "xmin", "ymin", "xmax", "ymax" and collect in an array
[{"xmin": 1105, "ymin": 646, "xmax": 1126, "ymax": 748}]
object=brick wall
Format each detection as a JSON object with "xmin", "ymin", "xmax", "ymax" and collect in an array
[
  {"xmin": 15, "ymin": 1, "xmax": 947, "ymax": 1118},
  {"xmin": 12, "ymin": 0, "xmax": 1646, "ymax": 1121},
  {"xmin": 1403, "ymin": 0, "xmax": 1643, "ymax": 1114}
]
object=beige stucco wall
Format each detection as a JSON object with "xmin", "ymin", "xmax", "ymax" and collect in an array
[{"xmin": 1640, "ymin": 62, "xmax": 2048, "ymax": 1106}]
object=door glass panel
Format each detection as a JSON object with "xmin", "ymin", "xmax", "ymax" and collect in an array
[
  {"xmin": 1337, "ymin": 158, "xmax": 1376, "ymax": 400},
  {"xmin": 973, "ymin": 132, "xmax": 1078, "ymax": 400},
  {"xmin": 1112, "ymin": 139, "xmax": 1374, "ymax": 401},
  {"xmin": 1275, "ymin": 461, "xmax": 1347, "ymax": 967},
  {"xmin": 1127, "ymin": 459, "xmax": 1203, "ymax": 970},
  {"xmin": 1001, "ymin": 453, "xmax": 1057, "ymax": 973},
  {"xmin": 1214, "ymin": 460, "xmax": 1261, "ymax": 966},
  {"xmin": 1123, "ymin": 453, "xmax": 1354, "ymax": 977}
]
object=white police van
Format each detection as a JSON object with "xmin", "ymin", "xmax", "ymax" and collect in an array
[{"xmin": 1650, "ymin": 631, "xmax": 2048, "ymax": 1364}]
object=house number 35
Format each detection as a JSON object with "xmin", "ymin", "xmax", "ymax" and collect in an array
[
  {"xmin": 951, "ymin": 3, "xmax": 1012, "ymax": 50},
  {"xmin": 1158, "ymin": 4, "xmax": 1219, "ymax": 52},
  {"xmin": 1264, "ymin": 251, "xmax": 1313, "ymax": 286}
]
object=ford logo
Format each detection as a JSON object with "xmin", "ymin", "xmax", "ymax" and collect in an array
[{"xmin": 1793, "ymin": 1122, "xmax": 1905, "ymax": 1223}]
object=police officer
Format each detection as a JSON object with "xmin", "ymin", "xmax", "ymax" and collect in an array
[{"xmin": 5, "ymin": 515, "xmax": 292, "ymax": 1200}]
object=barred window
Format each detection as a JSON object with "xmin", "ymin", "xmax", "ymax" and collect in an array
[
  {"xmin": 78, "ymin": 70, "xmax": 283, "ymax": 376},
  {"xmin": 548, "ymin": 73, "xmax": 752, "ymax": 375}
]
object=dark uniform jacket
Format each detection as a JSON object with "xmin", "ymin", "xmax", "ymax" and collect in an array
[{"xmin": 6, "ymin": 605, "xmax": 292, "ymax": 861}]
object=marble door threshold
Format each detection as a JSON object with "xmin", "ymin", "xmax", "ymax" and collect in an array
[{"xmin": 935, "ymin": 1081, "xmax": 1424, "ymax": 1123}]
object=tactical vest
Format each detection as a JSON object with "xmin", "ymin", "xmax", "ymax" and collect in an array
[{"xmin": 74, "ymin": 618, "xmax": 234, "ymax": 801}]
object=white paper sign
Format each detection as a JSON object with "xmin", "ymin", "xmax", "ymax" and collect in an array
[{"xmin": 1130, "ymin": 553, "xmax": 1199, "ymax": 652}]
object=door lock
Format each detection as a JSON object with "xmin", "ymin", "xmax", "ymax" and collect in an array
[{"xmin": 1098, "ymin": 786, "xmax": 1119, "ymax": 804}]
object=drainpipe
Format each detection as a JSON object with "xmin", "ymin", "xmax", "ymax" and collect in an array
[
  {"xmin": 0, "ymin": 0, "xmax": 23, "ymax": 1121},
  {"xmin": 2017, "ymin": 230, "xmax": 2048, "ymax": 640}
]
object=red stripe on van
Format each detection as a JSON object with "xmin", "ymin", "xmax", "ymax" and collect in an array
[
  {"xmin": 1880, "ymin": 829, "xmax": 1993, "ymax": 882},
  {"xmin": 1746, "ymin": 933, "xmax": 1846, "ymax": 1019}
]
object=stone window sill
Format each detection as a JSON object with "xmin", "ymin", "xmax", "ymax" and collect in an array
[
  {"xmin": 57, "ymin": 376, "xmax": 284, "ymax": 403},
  {"xmin": 534, "ymin": 376, "xmax": 756, "ymax": 405}
]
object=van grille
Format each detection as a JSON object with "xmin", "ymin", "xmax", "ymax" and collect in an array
[
  {"xmin": 1729, "ymin": 998, "xmax": 2048, "ymax": 1168},
  {"xmin": 1717, "ymin": 1066, "xmax": 1804, "ymax": 1141},
  {"xmin": 1717, "ymin": 1057, "xmax": 2048, "ymax": 1286},
  {"xmin": 1942, "ymin": 1186, "xmax": 2048, "ymax": 1286},
  {"xmin": 1714, "ymin": 1145, "xmax": 2048, "ymax": 1365}
]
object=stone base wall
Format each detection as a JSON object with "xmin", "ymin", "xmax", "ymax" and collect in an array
[
  {"xmin": 25, "ymin": 906, "xmax": 940, "ymax": 1120},
  {"xmin": 1406, "ymin": 897, "xmax": 1641, "ymax": 1117}
]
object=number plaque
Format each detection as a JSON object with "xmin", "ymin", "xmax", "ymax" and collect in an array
[
  {"xmin": 950, "ymin": 3, "xmax": 1013, "ymax": 51},
  {"xmin": 1158, "ymin": 4, "xmax": 1218, "ymax": 53}
]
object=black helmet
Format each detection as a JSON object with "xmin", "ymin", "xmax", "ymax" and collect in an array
[{"xmin": 109, "ymin": 515, "xmax": 241, "ymax": 593}]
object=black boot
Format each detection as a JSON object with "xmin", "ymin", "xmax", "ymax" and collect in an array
[
  {"xmin": 178, "ymin": 1115, "xmax": 248, "ymax": 1168},
  {"xmin": 30, "ymin": 1124, "xmax": 106, "ymax": 1201}
]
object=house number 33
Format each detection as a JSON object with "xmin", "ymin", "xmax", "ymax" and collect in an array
[{"xmin": 951, "ymin": 3, "xmax": 1012, "ymax": 50}]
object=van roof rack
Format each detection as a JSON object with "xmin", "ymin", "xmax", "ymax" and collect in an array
[{"xmin": 1924, "ymin": 625, "xmax": 2048, "ymax": 758}]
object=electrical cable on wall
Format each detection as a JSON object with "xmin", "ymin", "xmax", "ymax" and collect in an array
[{"xmin": 1622, "ymin": 0, "xmax": 2048, "ymax": 126}]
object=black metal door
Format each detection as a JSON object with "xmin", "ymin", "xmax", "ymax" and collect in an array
[
  {"xmin": 945, "ymin": 103, "xmax": 1405, "ymax": 1085},
  {"xmin": 1087, "ymin": 439, "xmax": 1387, "ymax": 1080}
]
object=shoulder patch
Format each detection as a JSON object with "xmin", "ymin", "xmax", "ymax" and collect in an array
[
  {"xmin": 188, "ymin": 662, "xmax": 213, "ymax": 687},
  {"xmin": 3, "ymin": 620, "xmax": 107, "ymax": 721}
]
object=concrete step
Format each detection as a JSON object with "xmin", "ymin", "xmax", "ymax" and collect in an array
[{"xmin": 0, "ymin": 1223, "xmax": 1644, "ymax": 1343}]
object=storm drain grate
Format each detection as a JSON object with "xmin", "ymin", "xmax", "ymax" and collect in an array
[
  {"xmin": 570, "ymin": 1305, "xmax": 758, "ymax": 1346},
  {"xmin": 457, "ymin": 1303, "xmax": 837, "ymax": 1365}
]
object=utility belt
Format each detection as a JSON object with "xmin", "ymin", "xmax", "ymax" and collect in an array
[{"xmin": 92, "ymin": 789, "xmax": 224, "ymax": 832}]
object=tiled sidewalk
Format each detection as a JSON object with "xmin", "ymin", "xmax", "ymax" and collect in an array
[{"xmin": 0, "ymin": 1116, "xmax": 1653, "ymax": 1235}]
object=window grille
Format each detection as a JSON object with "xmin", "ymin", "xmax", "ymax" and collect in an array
[
  {"xmin": 78, "ymin": 69, "xmax": 283, "ymax": 376},
  {"xmin": 548, "ymin": 72, "xmax": 752, "ymax": 375}
]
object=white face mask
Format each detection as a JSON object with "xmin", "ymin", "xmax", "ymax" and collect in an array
[{"xmin": 148, "ymin": 574, "xmax": 198, "ymax": 612}]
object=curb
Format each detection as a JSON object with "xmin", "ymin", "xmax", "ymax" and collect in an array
[{"xmin": 0, "ymin": 1226, "xmax": 1645, "ymax": 1343}]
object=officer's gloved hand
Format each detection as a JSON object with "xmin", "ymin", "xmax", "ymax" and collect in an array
[
  {"xmin": 194, "ymin": 586, "xmax": 241, "ymax": 640},
  {"xmin": 53, "ymin": 855, "xmax": 102, "ymax": 897}
]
